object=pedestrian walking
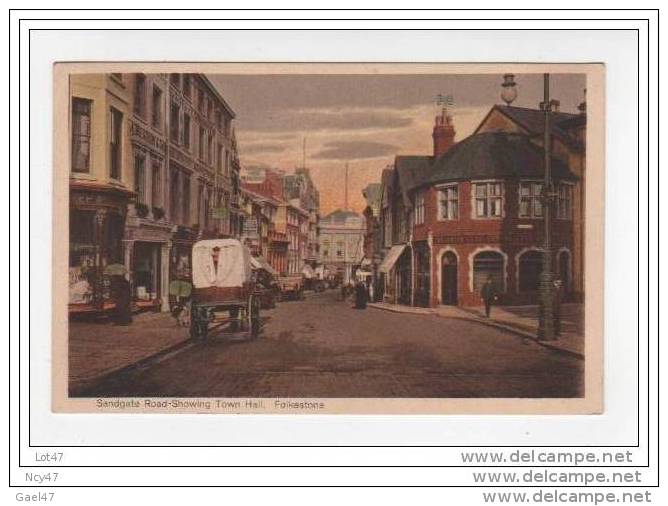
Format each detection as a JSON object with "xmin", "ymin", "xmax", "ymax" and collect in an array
[
  {"xmin": 480, "ymin": 276, "xmax": 498, "ymax": 318},
  {"xmin": 553, "ymin": 279, "xmax": 563, "ymax": 336},
  {"xmin": 111, "ymin": 274, "xmax": 132, "ymax": 326},
  {"xmin": 354, "ymin": 281, "xmax": 368, "ymax": 309}
]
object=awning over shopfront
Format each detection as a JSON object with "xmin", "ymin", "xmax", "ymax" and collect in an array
[
  {"xmin": 378, "ymin": 244, "xmax": 408, "ymax": 273},
  {"xmin": 250, "ymin": 255, "xmax": 278, "ymax": 276}
]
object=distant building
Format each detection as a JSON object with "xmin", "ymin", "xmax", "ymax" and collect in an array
[
  {"xmin": 241, "ymin": 169, "xmax": 288, "ymax": 274},
  {"xmin": 361, "ymin": 183, "xmax": 382, "ymax": 294},
  {"xmin": 319, "ymin": 210, "xmax": 366, "ymax": 284},
  {"xmin": 284, "ymin": 168, "xmax": 321, "ymax": 269},
  {"xmin": 242, "ymin": 167, "xmax": 321, "ymax": 278}
]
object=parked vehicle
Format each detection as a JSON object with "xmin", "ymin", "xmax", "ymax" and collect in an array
[
  {"xmin": 278, "ymin": 274, "xmax": 304, "ymax": 301},
  {"xmin": 189, "ymin": 239, "xmax": 261, "ymax": 340}
]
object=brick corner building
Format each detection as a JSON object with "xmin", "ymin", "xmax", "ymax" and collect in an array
[{"xmin": 375, "ymin": 100, "xmax": 585, "ymax": 308}]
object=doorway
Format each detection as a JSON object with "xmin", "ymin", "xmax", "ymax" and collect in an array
[
  {"xmin": 133, "ymin": 242, "xmax": 162, "ymax": 301},
  {"xmin": 441, "ymin": 251, "xmax": 458, "ymax": 305}
]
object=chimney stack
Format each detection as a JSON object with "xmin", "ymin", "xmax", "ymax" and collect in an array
[
  {"xmin": 578, "ymin": 88, "xmax": 587, "ymax": 115},
  {"xmin": 433, "ymin": 108, "xmax": 456, "ymax": 158}
]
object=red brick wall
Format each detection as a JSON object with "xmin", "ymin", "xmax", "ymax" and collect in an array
[{"xmin": 412, "ymin": 180, "xmax": 574, "ymax": 307}]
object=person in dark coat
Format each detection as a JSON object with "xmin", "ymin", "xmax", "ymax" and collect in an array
[
  {"xmin": 354, "ymin": 281, "xmax": 368, "ymax": 309},
  {"xmin": 111, "ymin": 275, "xmax": 133, "ymax": 325},
  {"xmin": 480, "ymin": 276, "xmax": 498, "ymax": 318},
  {"xmin": 553, "ymin": 279, "xmax": 563, "ymax": 336}
]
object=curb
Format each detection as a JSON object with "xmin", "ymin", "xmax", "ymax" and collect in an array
[
  {"xmin": 69, "ymin": 337, "xmax": 196, "ymax": 396},
  {"xmin": 368, "ymin": 303, "xmax": 584, "ymax": 360}
]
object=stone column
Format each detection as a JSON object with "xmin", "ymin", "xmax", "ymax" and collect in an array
[{"xmin": 160, "ymin": 241, "xmax": 172, "ymax": 312}]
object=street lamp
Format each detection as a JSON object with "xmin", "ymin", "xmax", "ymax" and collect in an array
[
  {"xmin": 538, "ymin": 73, "xmax": 557, "ymax": 341},
  {"xmin": 501, "ymin": 74, "xmax": 517, "ymax": 106}
]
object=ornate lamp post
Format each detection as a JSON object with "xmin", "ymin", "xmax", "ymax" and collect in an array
[
  {"xmin": 501, "ymin": 74, "xmax": 517, "ymax": 106},
  {"xmin": 538, "ymin": 73, "xmax": 557, "ymax": 341}
]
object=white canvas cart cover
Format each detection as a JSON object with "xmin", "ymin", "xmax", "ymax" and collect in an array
[
  {"xmin": 377, "ymin": 244, "xmax": 407, "ymax": 273},
  {"xmin": 250, "ymin": 255, "xmax": 278, "ymax": 276},
  {"xmin": 192, "ymin": 239, "xmax": 252, "ymax": 288},
  {"xmin": 302, "ymin": 264, "xmax": 315, "ymax": 279}
]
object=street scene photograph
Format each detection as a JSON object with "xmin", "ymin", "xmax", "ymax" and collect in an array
[{"xmin": 58, "ymin": 65, "xmax": 597, "ymax": 409}]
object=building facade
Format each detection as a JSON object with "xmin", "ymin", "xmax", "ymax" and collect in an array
[
  {"xmin": 68, "ymin": 73, "xmax": 241, "ymax": 314},
  {"xmin": 376, "ymin": 101, "xmax": 584, "ymax": 308},
  {"xmin": 69, "ymin": 74, "xmax": 135, "ymax": 311},
  {"xmin": 283, "ymin": 168, "xmax": 321, "ymax": 269},
  {"xmin": 318, "ymin": 210, "xmax": 366, "ymax": 285},
  {"xmin": 241, "ymin": 168, "xmax": 291, "ymax": 275}
]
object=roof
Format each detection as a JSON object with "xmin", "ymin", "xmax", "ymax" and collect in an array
[
  {"xmin": 322, "ymin": 209, "xmax": 362, "ymax": 223},
  {"xmin": 425, "ymin": 131, "xmax": 576, "ymax": 186},
  {"xmin": 395, "ymin": 155, "xmax": 432, "ymax": 206},
  {"xmin": 475, "ymin": 105, "xmax": 583, "ymax": 149},
  {"xmin": 200, "ymin": 75, "xmax": 236, "ymax": 118}
]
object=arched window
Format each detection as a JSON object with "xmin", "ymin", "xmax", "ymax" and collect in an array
[
  {"xmin": 473, "ymin": 251, "xmax": 504, "ymax": 293},
  {"xmin": 518, "ymin": 250, "xmax": 543, "ymax": 292}
]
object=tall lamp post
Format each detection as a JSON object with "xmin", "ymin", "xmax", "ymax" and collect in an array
[{"xmin": 538, "ymin": 73, "xmax": 556, "ymax": 341}]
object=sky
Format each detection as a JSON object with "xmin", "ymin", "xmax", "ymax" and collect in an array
[{"xmin": 209, "ymin": 73, "xmax": 586, "ymax": 215}]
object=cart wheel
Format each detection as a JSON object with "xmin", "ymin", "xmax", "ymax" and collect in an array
[{"xmin": 248, "ymin": 294, "xmax": 261, "ymax": 338}]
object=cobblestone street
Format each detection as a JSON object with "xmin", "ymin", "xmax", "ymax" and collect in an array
[{"xmin": 73, "ymin": 289, "xmax": 584, "ymax": 398}]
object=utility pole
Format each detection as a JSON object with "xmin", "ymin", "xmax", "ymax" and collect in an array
[{"xmin": 538, "ymin": 73, "xmax": 556, "ymax": 341}]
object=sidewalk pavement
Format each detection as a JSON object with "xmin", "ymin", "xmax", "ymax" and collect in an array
[
  {"xmin": 69, "ymin": 311, "xmax": 193, "ymax": 393},
  {"xmin": 368, "ymin": 302, "xmax": 584, "ymax": 359}
]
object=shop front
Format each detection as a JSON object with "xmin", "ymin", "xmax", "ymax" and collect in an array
[
  {"xmin": 69, "ymin": 181, "xmax": 132, "ymax": 315},
  {"xmin": 123, "ymin": 218, "xmax": 173, "ymax": 312}
]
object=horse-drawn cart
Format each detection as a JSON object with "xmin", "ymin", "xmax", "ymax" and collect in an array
[{"xmin": 189, "ymin": 239, "xmax": 261, "ymax": 340}]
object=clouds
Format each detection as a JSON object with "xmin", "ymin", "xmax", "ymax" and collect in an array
[
  {"xmin": 312, "ymin": 140, "xmax": 399, "ymax": 161},
  {"xmin": 210, "ymin": 72, "xmax": 586, "ymax": 213},
  {"xmin": 235, "ymin": 107, "xmax": 413, "ymax": 134},
  {"xmin": 241, "ymin": 142, "xmax": 288, "ymax": 154}
]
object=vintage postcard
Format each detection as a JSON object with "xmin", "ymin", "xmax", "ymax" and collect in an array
[{"xmin": 52, "ymin": 63, "xmax": 604, "ymax": 414}]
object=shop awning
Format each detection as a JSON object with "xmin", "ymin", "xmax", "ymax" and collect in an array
[
  {"xmin": 250, "ymin": 255, "xmax": 278, "ymax": 276},
  {"xmin": 377, "ymin": 244, "xmax": 408, "ymax": 273}
]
